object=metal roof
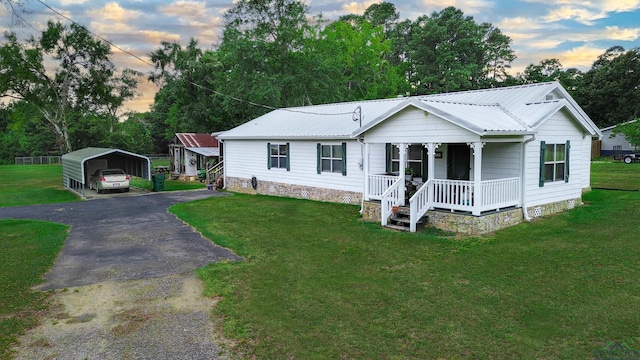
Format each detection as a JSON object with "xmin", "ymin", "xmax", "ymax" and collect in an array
[
  {"xmin": 218, "ymin": 97, "xmax": 407, "ymax": 140},
  {"xmin": 62, "ymin": 147, "xmax": 151, "ymax": 188},
  {"xmin": 176, "ymin": 133, "xmax": 219, "ymax": 148},
  {"xmin": 187, "ymin": 147, "xmax": 219, "ymax": 157},
  {"xmin": 219, "ymin": 82, "xmax": 601, "ymax": 140}
]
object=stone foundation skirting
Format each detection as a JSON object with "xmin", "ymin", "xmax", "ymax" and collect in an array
[
  {"xmin": 225, "ymin": 176, "xmax": 362, "ymax": 205},
  {"xmin": 362, "ymin": 197, "xmax": 582, "ymax": 235}
]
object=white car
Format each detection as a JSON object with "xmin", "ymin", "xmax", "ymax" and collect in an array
[{"xmin": 90, "ymin": 169, "xmax": 130, "ymax": 194}]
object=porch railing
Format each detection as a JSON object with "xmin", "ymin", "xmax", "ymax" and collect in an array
[
  {"xmin": 206, "ymin": 160, "xmax": 224, "ymax": 185},
  {"xmin": 370, "ymin": 175, "xmax": 521, "ymax": 232},
  {"xmin": 479, "ymin": 177, "xmax": 520, "ymax": 212},
  {"xmin": 380, "ymin": 177, "xmax": 404, "ymax": 227},
  {"xmin": 432, "ymin": 179, "xmax": 474, "ymax": 212},
  {"xmin": 409, "ymin": 179, "xmax": 433, "ymax": 232},
  {"xmin": 368, "ymin": 174, "xmax": 397, "ymax": 200}
]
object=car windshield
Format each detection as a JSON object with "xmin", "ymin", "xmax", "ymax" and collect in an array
[{"xmin": 102, "ymin": 169, "xmax": 124, "ymax": 175}]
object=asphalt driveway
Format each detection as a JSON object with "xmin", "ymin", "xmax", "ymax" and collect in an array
[{"xmin": 0, "ymin": 189, "xmax": 241, "ymax": 290}]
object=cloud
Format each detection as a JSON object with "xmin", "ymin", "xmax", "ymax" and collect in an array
[
  {"xmin": 90, "ymin": 21, "xmax": 135, "ymax": 34},
  {"xmin": 525, "ymin": 0, "xmax": 640, "ymax": 25},
  {"xmin": 86, "ymin": 2, "xmax": 142, "ymax": 23},
  {"xmin": 559, "ymin": 44, "xmax": 604, "ymax": 68},
  {"xmin": 136, "ymin": 30, "xmax": 181, "ymax": 44},
  {"xmin": 601, "ymin": 0, "xmax": 640, "ymax": 12},
  {"xmin": 543, "ymin": 6, "xmax": 606, "ymax": 25},
  {"xmin": 341, "ymin": 0, "xmax": 380, "ymax": 14},
  {"xmin": 59, "ymin": 0, "xmax": 89, "ymax": 5},
  {"xmin": 158, "ymin": 1, "xmax": 207, "ymax": 18},
  {"xmin": 603, "ymin": 25, "xmax": 640, "ymax": 41},
  {"xmin": 422, "ymin": 0, "xmax": 494, "ymax": 14},
  {"xmin": 529, "ymin": 39, "xmax": 565, "ymax": 49}
]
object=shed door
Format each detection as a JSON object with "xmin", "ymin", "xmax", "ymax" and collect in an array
[{"xmin": 447, "ymin": 144, "xmax": 470, "ymax": 180}]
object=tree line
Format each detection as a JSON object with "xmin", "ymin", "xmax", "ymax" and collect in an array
[{"xmin": 1, "ymin": 0, "xmax": 639, "ymax": 163}]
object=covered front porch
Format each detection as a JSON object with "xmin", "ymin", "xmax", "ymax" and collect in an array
[{"xmin": 363, "ymin": 141, "xmax": 524, "ymax": 232}]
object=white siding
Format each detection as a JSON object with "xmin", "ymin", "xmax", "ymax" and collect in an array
[
  {"xmin": 524, "ymin": 110, "xmax": 587, "ymax": 207},
  {"xmin": 601, "ymin": 129, "xmax": 633, "ymax": 152},
  {"xmin": 368, "ymin": 143, "xmax": 387, "ymax": 175},
  {"xmin": 364, "ymin": 107, "xmax": 480, "ymax": 144},
  {"xmin": 481, "ymin": 143, "xmax": 522, "ymax": 180},
  {"xmin": 224, "ymin": 139, "xmax": 364, "ymax": 193}
]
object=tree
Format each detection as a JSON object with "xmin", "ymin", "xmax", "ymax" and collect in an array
[
  {"xmin": 389, "ymin": 7, "xmax": 516, "ymax": 94},
  {"xmin": 219, "ymin": 0, "xmax": 339, "ymax": 113},
  {"xmin": 148, "ymin": 39, "xmax": 225, "ymax": 145},
  {"xmin": 574, "ymin": 46, "xmax": 640, "ymax": 128},
  {"xmin": 317, "ymin": 19, "xmax": 409, "ymax": 100},
  {"xmin": 0, "ymin": 21, "xmax": 140, "ymax": 153}
]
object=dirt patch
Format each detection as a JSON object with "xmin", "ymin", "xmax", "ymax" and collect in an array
[{"xmin": 12, "ymin": 273, "xmax": 229, "ymax": 360}]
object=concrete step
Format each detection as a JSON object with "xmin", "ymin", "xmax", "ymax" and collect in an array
[{"xmin": 384, "ymin": 224, "xmax": 410, "ymax": 231}]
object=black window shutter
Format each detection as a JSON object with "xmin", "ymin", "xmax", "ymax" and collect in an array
[
  {"xmin": 565, "ymin": 140, "xmax": 570, "ymax": 182},
  {"xmin": 539, "ymin": 141, "xmax": 546, "ymax": 187},
  {"xmin": 267, "ymin": 142, "xmax": 271, "ymax": 169},
  {"xmin": 421, "ymin": 146, "xmax": 428, "ymax": 182},
  {"xmin": 286, "ymin": 143, "xmax": 290, "ymax": 171},
  {"xmin": 385, "ymin": 143, "xmax": 392, "ymax": 173},
  {"xmin": 342, "ymin": 142, "xmax": 347, "ymax": 176},
  {"xmin": 316, "ymin": 143, "xmax": 321, "ymax": 174}
]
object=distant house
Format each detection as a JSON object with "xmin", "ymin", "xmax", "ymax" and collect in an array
[
  {"xmin": 169, "ymin": 133, "xmax": 221, "ymax": 178},
  {"xmin": 600, "ymin": 120, "xmax": 636, "ymax": 157},
  {"xmin": 218, "ymin": 82, "xmax": 601, "ymax": 235}
]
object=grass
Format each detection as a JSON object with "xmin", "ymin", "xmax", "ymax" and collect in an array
[
  {"xmin": 591, "ymin": 160, "xmax": 640, "ymax": 190},
  {"xmin": 169, "ymin": 166, "xmax": 640, "ymax": 359},
  {"xmin": 0, "ymin": 219, "xmax": 68, "ymax": 358},
  {"xmin": 0, "ymin": 164, "xmax": 206, "ymax": 207},
  {"xmin": 0, "ymin": 165, "xmax": 80, "ymax": 207}
]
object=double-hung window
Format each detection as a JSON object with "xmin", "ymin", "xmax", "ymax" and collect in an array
[
  {"xmin": 539, "ymin": 141, "xmax": 570, "ymax": 186},
  {"xmin": 317, "ymin": 143, "xmax": 347, "ymax": 175},
  {"xmin": 268, "ymin": 143, "xmax": 290, "ymax": 171},
  {"xmin": 386, "ymin": 144, "xmax": 427, "ymax": 180}
]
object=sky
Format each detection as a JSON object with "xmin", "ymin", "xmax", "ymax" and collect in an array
[{"xmin": 1, "ymin": 0, "xmax": 639, "ymax": 113}]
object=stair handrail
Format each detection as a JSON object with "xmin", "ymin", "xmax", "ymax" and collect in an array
[
  {"xmin": 380, "ymin": 177, "xmax": 404, "ymax": 227},
  {"xmin": 205, "ymin": 160, "xmax": 224, "ymax": 184},
  {"xmin": 409, "ymin": 179, "xmax": 433, "ymax": 232}
]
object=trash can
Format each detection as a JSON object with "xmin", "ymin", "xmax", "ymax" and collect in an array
[{"xmin": 152, "ymin": 173, "xmax": 165, "ymax": 192}]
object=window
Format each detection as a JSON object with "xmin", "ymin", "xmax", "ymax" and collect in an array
[
  {"xmin": 268, "ymin": 143, "xmax": 289, "ymax": 171},
  {"xmin": 539, "ymin": 141, "xmax": 570, "ymax": 186},
  {"xmin": 386, "ymin": 144, "xmax": 427, "ymax": 180},
  {"xmin": 317, "ymin": 143, "xmax": 346, "ymax": 175}
]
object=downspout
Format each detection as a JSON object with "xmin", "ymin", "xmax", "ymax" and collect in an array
[
  {"xmin": 357, "ymin": 137, "xmax": 365, "ymax": 214},
  {"xmin": 521, "ymin": 134, "xmax": 536, "ymax": 221},
  {"xmin": 219, "ymin": 139, "xmax": 226, "ymax": 190}
]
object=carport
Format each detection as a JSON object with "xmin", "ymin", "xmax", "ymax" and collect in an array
[{"xmin": 62, "ymin": 147, "xmax": 151, "ymax": 197}]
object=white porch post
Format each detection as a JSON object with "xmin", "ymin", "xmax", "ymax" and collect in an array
[
  {"xmin": 363, "ymin": 142, "xmax": 370, "ymax": 201},
  {"xmin": 399, "ymin": 143, "xmax": 407, "ymax": 206},
  {"xmin": 471, "ymin": 142, "xmax": 484, "ymax": 216},
  {"xmin": 425, "ymin": 143, "xmax": 439, "ymax": 207}
]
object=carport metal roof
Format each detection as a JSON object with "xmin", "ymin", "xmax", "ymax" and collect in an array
[{"xmin": 62, "ymin": 147, "xmax": 151, "ymax": 189}]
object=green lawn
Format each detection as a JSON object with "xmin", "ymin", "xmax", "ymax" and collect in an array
[
  {"xmin": 169, "ymin": 168, "xmax": 640, "ymax": 359},
  {"xmin": 591, "ymin": 160, "xmax": 640, "ymax": 190},
  {"xmin": 0, "ymin": 165, "xmax": 81, "ymax": 207},
  {"xmin": 0, "ymin": 164, "xmax": 205, "ymax": 207},
  {"xmin": 0, "ymin": 219, "xmax": 68, "ymax": 358},
  {"xmin": 1, "ymin": 162, "xmax": 639, "ymax": 358}
]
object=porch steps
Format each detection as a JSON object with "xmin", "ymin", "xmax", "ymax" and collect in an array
[{"xmin": 386, "ymin": 209, "xmax": 427, "ymax": 232}]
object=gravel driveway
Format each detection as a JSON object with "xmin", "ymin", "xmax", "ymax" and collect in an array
[{"xmin": 0, "ymin": 189, "xmax": 242, "ymax": 359}]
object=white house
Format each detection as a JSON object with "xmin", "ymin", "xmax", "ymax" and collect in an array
[
  {"xmin": 169, "ymin": 133, "xmax": 221, "ymax": 178},
  {"xmin": 600, "ymin": 120, "xmax": 636, "ymax": 157},
  {"xmin": 218, "ymin": 82, "xmax": 601, "ymax": 235}
]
